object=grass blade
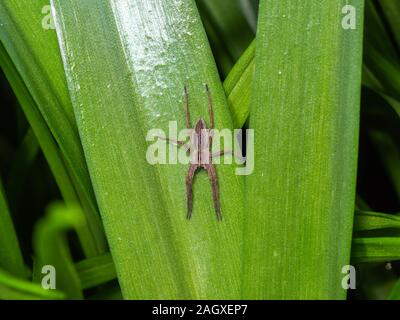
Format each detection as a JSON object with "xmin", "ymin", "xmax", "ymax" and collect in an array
[
  {"xmin": 52, "ymin": 0, "xmax": 244, "ymax": 299},
  {"xmin": 0, "ymin": 268, "xmax": 65, "ymax": 300},
  {"xmin": 0, "ymin": 176, "xmax": 25, "ymax": 278},
  {"xmin": 377, "ymin": 0, "xmax": 400, "ymax": 53},
  {"xmin": 0, "ymin": 0, "xmax": 107, "ymax": 256},
  {"xmin": 223, "ymin": 39, "xmax": 255, "ymax": 128},
  {"xmin": 33, "ymin": 203, "xmax": 86, "ymax": 299},
  {"xmin": 354, "ymin": 211, "xmax": 400, "ymax": 232},
  {"xmin": 352, "ymin": 237, "xmax": 400, "ymax": 263},
  {"xmin": 75, "ymin": 253, "xmax": 116, "ymax": 290},
  {"xmin": 242, "ymin": 0, "xmax": 364, "ymax": 299},
  {"xmin": 0, "ymin": 41, "xmax": 98, "ymax": 258},
  {"xmin": 196, "ymin": 0, "xmax": 254, "ymax": 76},
  {"xmin": 388, "ymin": 278, "xmax": 400, "ymax": 300}
]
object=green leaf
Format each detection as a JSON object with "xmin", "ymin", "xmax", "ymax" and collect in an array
[
  {"xmin": 354, "ymin": 211, "xmax": 400, "ymax": 232},
  {"xmin": 363, "ymin": 1, "xmax": 400, "ymax": 101},
  {"xmin": 242, "ymin": 0, "xmax": 364, "ymax": 299},
  {"xmin": 0, "ymin": 268, "xmax": 65, "ymax": 300},
  {"xmin": 33, "ymin": 203, "xmax": 85, "ymax": 299},
  {"xmin": 224, "ymin": 1, "xmax": 400, "ymax": 130},
  {"xmin": 0, "ymin": 176, "xmax": 25, "ymax": 278},
  {"xmin": 6, "ymin": 128, "xmax": 40, "ymax": 207},
  {"xmin": 0, "ymin": 0, "xmax": 107, "ymax": 257},
  {"xmin": 0, "ymin": 41, "xmax": 99, "ymax": 258},
  {"xmin": 237, "ymin": 0, "xmax": 259, "ymax": 33},
  {"xmin": 223, "ymin": 39, "xmax": 255, "ymax": 128},
  {"xmin": 75, "ymin": 253, "xmax": 116, "ymax": 290},
  {"xmin": 52, "ymin": 0, "xmax": 244, "ymax": 299},
  {"xmin": 368, "ymin": 130, "xmax": 400, "ymax": 199},
  {"xmin": 352, "ymin": 237, "xmax": 400, "ymax": 263},
  {"xmin": 364, "ymin": 0, "xmax": 398, "ymax": 64},
  {"xmin": 388, "ymin": 277, "xmax": 400, "ymax": 300},
  {"xmin": 376, "ymin": 0, "xmax": 400, "ymax": 55},
  {"xmin": 352, "ymin": 211, "xmax": 400, "ymax": 263},
  {"xmin": 196, "ymin": 0, "xmax": 254, "ymax": 76}
]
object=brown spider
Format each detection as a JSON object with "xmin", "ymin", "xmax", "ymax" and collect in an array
[{"xmin": 160, "ymin": 85, "xmax": 240, "ymax": 221}]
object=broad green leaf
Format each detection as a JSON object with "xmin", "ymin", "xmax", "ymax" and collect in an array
[
  {"xmin": 52, "ymin": 0, "xmax": 244, "ymax": 299},
  {"xmin": 33, "ymin": 203, "xmax": 85, "ymax": 299},
  {"xmin": 0, "ymin": 268, "xmax": 65, "ymax": 300},
  {"xmin": 242, "ymin": 0, "xmax": 364, "ymax": 299},
  {"xmin": 224, "ymin": 1, "xmax": 400, "ymax": 129},
  {"xmin": 0, "ymin": 0, "xmax": 106, "ymax": 256},
  {"xmin": 0, "ymin": 176, "xmax": 25, "ymax": 278}
]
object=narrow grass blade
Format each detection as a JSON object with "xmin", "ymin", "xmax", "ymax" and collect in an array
[
  {"xmin": 377, "ymin": 0, "xmax": 400, "ymax": 53},
  {"xmin": 33, "ymin": 203, "xmax": 85, "ymax": 299},
  {"xmin": 0, "ymin": 268, "xmax": 65, "ymax": 300},
  {"xmin": 237, "ymin": 0, "xmax": 259, "ymax": 32},
  {"xmin": 352, "ymin": 237, "xmax": 400, "ymax": 263},
  {"xmin": 0, "ymin": 177, "xmax": 25, "ymax": 278},
  {"xmin": 52, "ymin": 0, "xmax": 244, "ymax": 299},
  {"xmin": 354, "ymin": 211, "xmax": 400, "ymax": 232},
  {"xmin": 243, "ymin": 0, "xmax": 364, "ymax": 299},
  {"xmin": 363, "ymin": 1, "xmax": 400, "ymax": 101},
  {"xmin": 223, "ymin": 39, "xmax": 255, "ymax": 127},
  {"xmin": 6, "ymin": 128, "xmax": 39, "ymax": 207},
  {"xmin": 368, "ymin": 131, "xmax": 400, "ymax": 199},
  {"xmin": 0, "ymin": 0, "xmax": 106, "ymax": 256},
  {"xmin": 388, "ymin": 278, "xmax": 400, "ymax": 300},
  {"xmin": 0, "ymin": 42, "xmax": 98, "ymax": 258},
  {"xmin": 196, "ymin": 0, "xmax": 254, "ymax": 76},
  {"xmin": 224, "ymin": 1, "xmax": 400, "ymax": 129},
  {"xmin": 75, "ymin": 253, "xmax": 116, "ymax": 290},
  {"xmin": 364, "ymin": 0, "xmax": 398, "ymax": 63}
]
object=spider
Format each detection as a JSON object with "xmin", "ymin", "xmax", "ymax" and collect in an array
[{"xmin": 160, "ymin": 85, "xmax": 243, "ymax": 221}]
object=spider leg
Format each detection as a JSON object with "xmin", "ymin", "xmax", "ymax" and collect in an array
[
  {"xmin": 186, "ymin": 164, "xmax": 198, "ymax": 219},
  {"xmin": 205, "ymin": 164, "xmax": 222, "ymax": 221},
  {"xmin": 212, "ymin": 149, "xmax": 246, "ymax": 162},
  {"xmin": 157, "ymin": 135, "xmax": 186, "ymax": 146}
]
